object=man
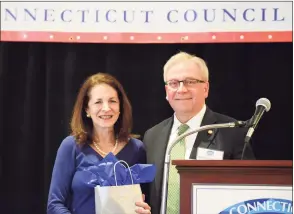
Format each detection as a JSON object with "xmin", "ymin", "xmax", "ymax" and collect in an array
[{"xmin": 143, "ymin": 52, "xmax": 255, "ymax": 214}]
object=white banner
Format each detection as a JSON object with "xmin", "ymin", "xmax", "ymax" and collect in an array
[
  {"xmin": 192, "ymin": 184, "xmax": 293, "ymax": 214},
  {"xmin": 1, "ymin": 2, "xmax": 292, "ymax": 43}
]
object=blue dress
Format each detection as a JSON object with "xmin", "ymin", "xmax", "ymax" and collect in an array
[{"xmin": 47, "ymin": 136, "xmax": 147, "ymax": 214}]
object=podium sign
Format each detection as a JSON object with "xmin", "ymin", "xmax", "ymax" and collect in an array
[
  {"xmin": 192, "ymin": 184, "xmax": 293, "ymax": 214},
  {"xmin": 173, "ymin": 160, "xmax": 292, "ymax": 214}
]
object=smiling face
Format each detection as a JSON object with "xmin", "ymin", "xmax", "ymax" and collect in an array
[
  {"xmin": 165, "ymin": 60, "xmax": 209, "ymax": 119},
  {"xmin": 86, "ymin": 83, "xmax": 120, "ymax": 131}
]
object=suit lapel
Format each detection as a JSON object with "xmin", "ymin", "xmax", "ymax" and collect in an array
[
  {"xmin": 153, "ymin": 118, "xmax": 173, "ymax": 195},
  {"xmin": 189, "ymin": 107, "xmax": 217, "ymax": 159}
]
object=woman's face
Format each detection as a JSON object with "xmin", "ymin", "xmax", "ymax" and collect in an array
[{"xmin": 86, "ymin": 83, "xmax": 120, "ymax": 130}]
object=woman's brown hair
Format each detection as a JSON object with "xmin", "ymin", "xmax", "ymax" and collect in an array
[{"xmin": 70, "ymin": 73, "xmax": 132, "ymax": 145}]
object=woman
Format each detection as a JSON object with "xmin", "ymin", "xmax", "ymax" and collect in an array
[{"xmin": 47, "ymin": 73, "xmax": 151, "ymax": 214}]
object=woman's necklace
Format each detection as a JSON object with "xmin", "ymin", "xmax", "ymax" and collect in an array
[{"xmin": 93, "ymin": 139, "xmax": 118, "ymax": 155}]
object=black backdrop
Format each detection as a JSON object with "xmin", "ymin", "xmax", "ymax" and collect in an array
[{"xmin": 0, "ymin": 41, "xmax": 292, "ymax": 214}]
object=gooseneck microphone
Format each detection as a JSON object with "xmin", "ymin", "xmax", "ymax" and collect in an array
[
  {"xmin": 160, "ymin": 98, "xmax": 271, "ymax": 213},
  {"xmin": 241, "ymin": 98, "xmax": 271, "ymax": 160},
  {"xmin": 244, "ymin": 98, "xmax": 271, "ymax": 143}
]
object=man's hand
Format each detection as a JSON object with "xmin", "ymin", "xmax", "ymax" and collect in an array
[{"xmin": 135, "ymin": 194, "xmax": 151, "ymax": 214}]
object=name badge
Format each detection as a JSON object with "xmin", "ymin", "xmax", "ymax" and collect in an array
[{"xmin": 196, "ymin": 147, "xmax": 224, "ymax": 160}]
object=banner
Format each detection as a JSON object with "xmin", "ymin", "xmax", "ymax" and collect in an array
[{"xmin": 1, "ymin": 2, "xmax": 292, "ymax": 43}]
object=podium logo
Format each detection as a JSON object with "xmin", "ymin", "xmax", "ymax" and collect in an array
[{"xmin": 219, "ymin": 198, "xmax": 292, "ymax": 214}]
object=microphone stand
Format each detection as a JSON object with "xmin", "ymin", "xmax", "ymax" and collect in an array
[
  {"xmin": 160, "ymin": 122, "xmax": 244, "ymax": 214},
  {"xmin": 241, "ymin": 130, "xmax": 254, "ymax": 160}
]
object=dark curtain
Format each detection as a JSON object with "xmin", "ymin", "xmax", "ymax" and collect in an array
[{"xmin": 0, "ymin": 41, "xmax": 292, "ymax": 214}]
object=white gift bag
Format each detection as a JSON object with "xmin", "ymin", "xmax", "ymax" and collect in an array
[{"xmin": 94, "ymin": 160, "xmax": 143, "ymax": 214}]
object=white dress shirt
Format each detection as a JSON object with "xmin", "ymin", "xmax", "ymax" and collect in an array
[{"xmin": 167, "ymin": 104, "xmax": 207, "ymax": 159}]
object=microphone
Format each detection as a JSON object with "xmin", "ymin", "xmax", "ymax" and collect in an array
[
  {"xmin": 244, "ymin": 98, "xmax": 271, "ymax": 143},
  {"xmin": 160, "ymin": 100, "xmax": 270, "ymax": 212}
]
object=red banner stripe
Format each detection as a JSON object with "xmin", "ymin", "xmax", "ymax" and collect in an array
[{"xmin": 1, "ymin": 31, "xmax": 292, "ymax": 43}]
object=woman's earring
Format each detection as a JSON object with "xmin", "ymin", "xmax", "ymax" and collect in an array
[{"xmin": 86, "ymin": 114, "xmax": 90, "ymax": 118}]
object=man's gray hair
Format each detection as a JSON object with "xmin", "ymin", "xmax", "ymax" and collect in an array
[{"xmin": 163, "ymin": 52, "xmax": 209, "ymax": 82}]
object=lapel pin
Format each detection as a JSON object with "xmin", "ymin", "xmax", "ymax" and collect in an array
[{"xmin": 208, "ymin": 130, "xmax": 213, "ymax": 135}]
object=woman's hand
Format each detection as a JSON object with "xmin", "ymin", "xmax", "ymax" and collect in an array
[{"xmin": 135, "ymin": 194, "xmax": 151, "ymax": 214}]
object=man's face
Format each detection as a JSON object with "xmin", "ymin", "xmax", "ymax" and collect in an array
[{"xmin": 165, "ymin": 60, "xmax": 209, "ymax": 117}]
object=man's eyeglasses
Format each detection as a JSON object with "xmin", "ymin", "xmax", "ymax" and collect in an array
[{"xmin": 164, "ymin": 78, "xmax": 205, "ymax": 90}]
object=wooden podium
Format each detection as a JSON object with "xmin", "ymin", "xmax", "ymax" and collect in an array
[{"xmin": 172, "ymin": 160, "xmax": 293, "ymax": 214}]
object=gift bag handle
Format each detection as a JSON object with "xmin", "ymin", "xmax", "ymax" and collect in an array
[{"xmin": 113, "ymin": 160, "xmax": 134, "ymax": 186}]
